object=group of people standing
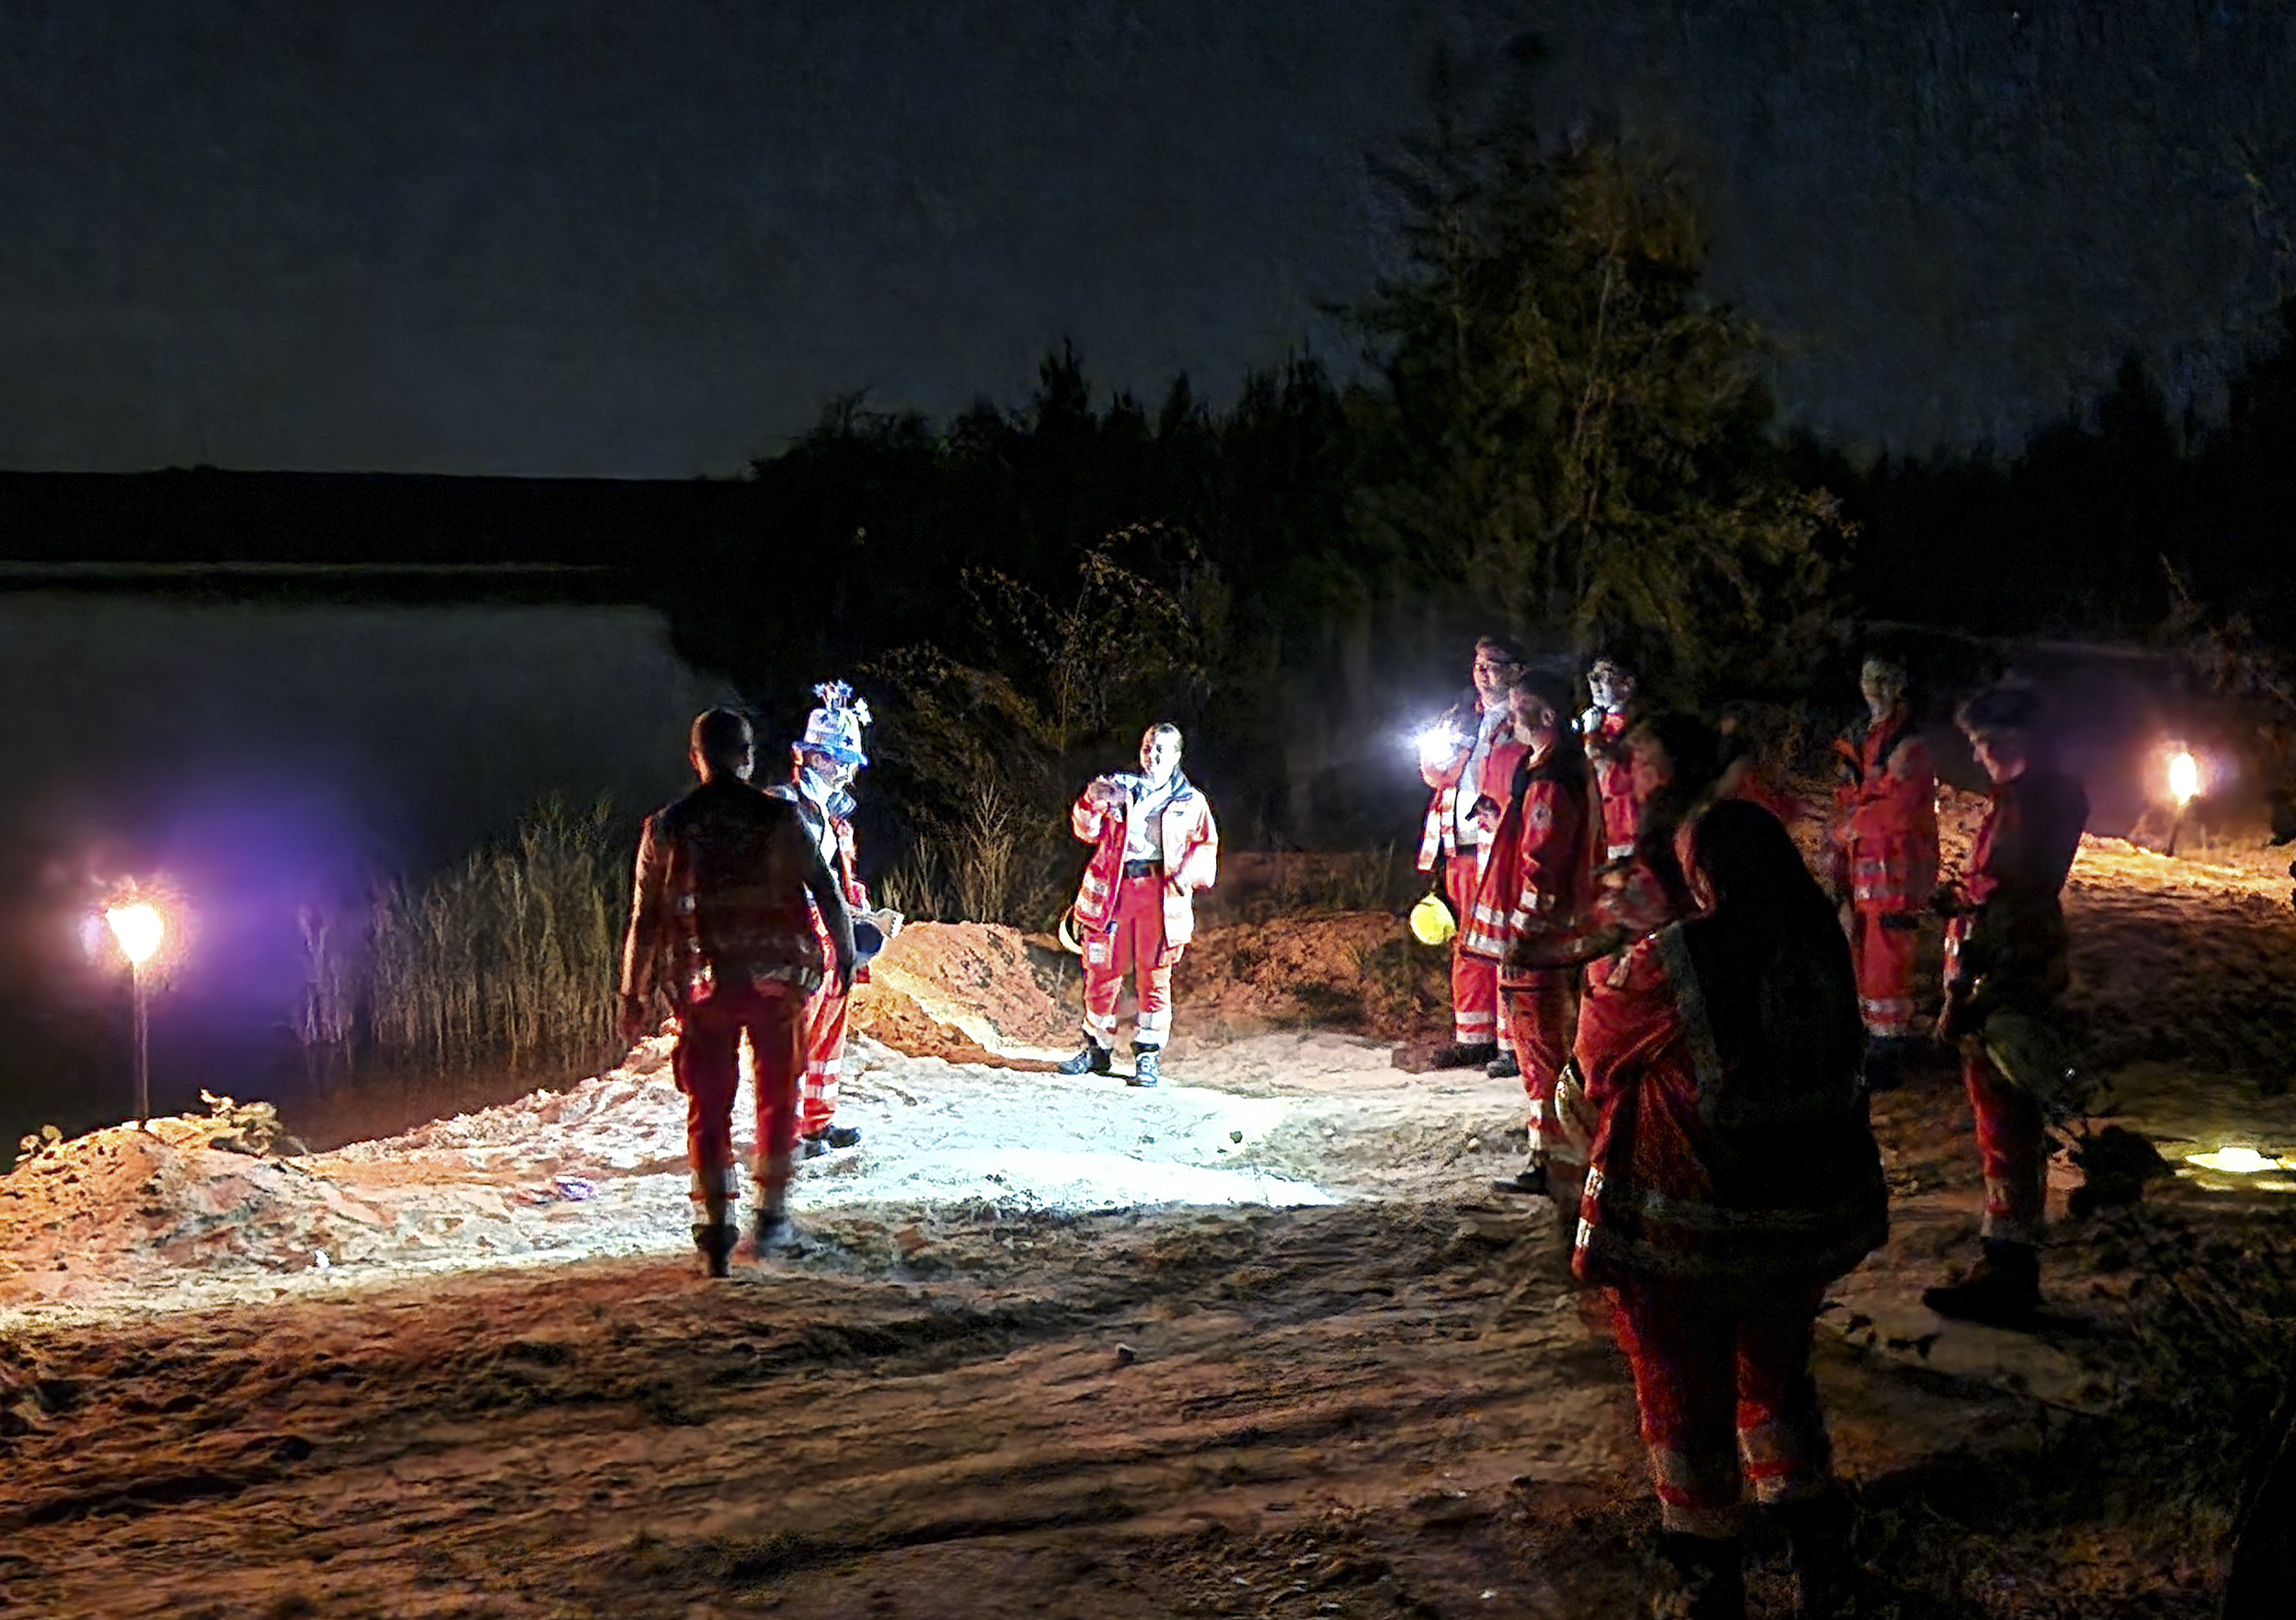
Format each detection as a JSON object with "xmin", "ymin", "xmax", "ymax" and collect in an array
[{"xmin": 1416, "ymin": 638, "xmax": 2087, "ymax": 1617}]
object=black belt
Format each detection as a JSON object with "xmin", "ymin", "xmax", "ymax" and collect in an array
[{"xmin": 1120, "ymin": 859, "xmax": 1165, "ymax": 879}]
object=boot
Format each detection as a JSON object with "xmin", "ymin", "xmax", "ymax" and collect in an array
[
  {"xmin": 692, "ymin": 1222, "xmax": 736, "ymax": 1279},
  {"xmin": 1859, "ymin": 1036, "xmax": 1908, "ymax": 1094},
  {"xmin": 1486, "ymin": 1048, "xmax": 1521, "ymax": 1079},
  {"xmin": 1777, "ymin": 1488, "xmax": 1855, "ymax": 1619},
  {"xmin": 751, "ymin": 1200, "xmax": 796, "ymax": 1253},
  {"xmin": 1651, "ymin": 1533, "xmax": 1745, "ymax": 1620},
  {"xmin": 1493, "ymin": 1152, "xmax": 1550, "ymax": 1199},
  {"xmin": 1922, "ymin": 1238, "xmax": 2040, "ymax": 1325},
  {"xmin": 1431, "ymin": 1040, "xmax": 1499, "ymax": 1071},
  {"xmin": 1128, "ymin": 1047, "xmax": 1162, "ymax": 1088},
  {"xmin": 799, "ymin": 1123, "xmax": 862, "ymax": 1157},
  {"xmin": 692, "ymin": 1178, "xmax": 737, "ymax": 1279},
  {"xmin": 1056, "ymin": 1042, "xmax": 1114, "ymax": 1077}
]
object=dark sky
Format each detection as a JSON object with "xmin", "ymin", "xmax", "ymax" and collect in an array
[{"xmin": 2, "ymin": 0, "xmax": 2290, "ymax": 477}]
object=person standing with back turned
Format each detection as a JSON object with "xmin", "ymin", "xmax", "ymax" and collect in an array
[{"xmin": 621, "ymin": 708, "xmax": 855, "ymax": 1277}]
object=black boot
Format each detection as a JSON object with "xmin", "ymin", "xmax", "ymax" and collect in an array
[
  {"xmin": 1651, "ymin": 1533, "xmax": 1745, "ymax": 1620},
  {"xmin": 1056, "ymin": 1042, "xmax": 1113, "ymax": 1077},
  {"xmin": 1493, "ymin": 1152, "xmax": 1550, "ymax": 1199},
  {"xmin": 1486, "ymin": 1048, "xmax": 1521, "ymax": 1079},
  {"xmin": 1777, "ymin": 1488, "xmax": 1855, "ymax": 1619},
  {"xmin": 799, "ymin": 1123, "xmax": 863, "ymax": 1156},
  {"xmin": 1431, "ymin": 1040, "xmax": 1499, "ymax": 1071},
  {"xmin": 751, "ymin": 1201, "xmax": 796, "ymax": 1253},
  {"xmin": 1128, "ymin": 1047, "xmax": 1162, "ymax": 1088},
  {"xmin": 1860, "ymin": 1036, "xmax": 1909, "ymax": 1093},
  {"xmin": 1922, "ymin": 1239, "xmax": 2040, "ymax": 1325}
]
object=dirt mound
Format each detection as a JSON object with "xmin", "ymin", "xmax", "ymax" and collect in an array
[
  {"xmin": 850, "ymin": 921, "xmax": 1074, "ymax": 1064},
  {"xmin": 1176, "ymin": 912, "xmax": 1447, "ymax": 1042}
]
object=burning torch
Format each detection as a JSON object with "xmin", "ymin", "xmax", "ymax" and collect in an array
[
  {"xmin": 2167, "ymin": 750, "xmax": 2202, "ymax": 857},
  {"xmin": 104, "ymin": 899, "xmax": 166, "ymax": 1127}
]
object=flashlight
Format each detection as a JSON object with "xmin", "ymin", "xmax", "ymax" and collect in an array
[{"xmin": 1416, "ymin": 722, "xmax": 1464, "ymax": 772}]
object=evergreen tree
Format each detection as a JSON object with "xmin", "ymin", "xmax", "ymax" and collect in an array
[{"xmin": 1353, "ymin": 115, "xmax": 1846, "ymax": 699}]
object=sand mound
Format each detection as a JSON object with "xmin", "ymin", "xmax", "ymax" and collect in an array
[
  {"xmin": 850, "ymin": 921, "xmax": 1073, "ymax": 1064},
  {"xmin": 1177, "ymin": 913, "xmax": 1447, "ymax": 1042}
]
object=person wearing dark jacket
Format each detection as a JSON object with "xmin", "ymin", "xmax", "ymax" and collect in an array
[
  {"xmin": 1923, "ymin": 681, "xmax": 2088, "ymax": 1324},
  {"xmin": 621, "ymin": 708, "xmax": 855, "ymax": 1276},
  {"xmin": 1517, "ymin": 744, "xmax": 1888, "ymax": 1620}
]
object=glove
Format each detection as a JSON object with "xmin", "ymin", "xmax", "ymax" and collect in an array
[
  {"xmin": 1577, "ymin": 706, "xmax": 1604, "ymax": 738},
  {"xmin": 1929, "ymin": 885, "xmax": 1964, "ymax": 918}
]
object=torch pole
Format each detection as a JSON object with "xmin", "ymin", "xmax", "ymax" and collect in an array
[{"xmin": 132, "ymin": 960, "xmax": 150, "ymax": 1128}]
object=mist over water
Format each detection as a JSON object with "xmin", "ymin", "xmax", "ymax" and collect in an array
[{"xmin": 0, "ymin": 593, "xmax": 732, "ymax": 1142}]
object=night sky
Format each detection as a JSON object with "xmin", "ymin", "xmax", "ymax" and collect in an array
[{"xmin": 3, "ymin": 0, "xmax": 2290, "ymax": 477}]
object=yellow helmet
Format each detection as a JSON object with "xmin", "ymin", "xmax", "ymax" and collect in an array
[
  {"xmin": 1409, "ymin": 890, "xmax": 1457, "ymax": 947},
  {"xmin": 1057, "ymin": 905, "xmax": 1085, "ymax": 955}
]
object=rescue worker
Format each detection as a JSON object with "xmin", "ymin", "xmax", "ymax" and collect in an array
[
  {"xmin": 1579, "ymin": 654, "xmax": 1647, "ymax": 864},
  {"xmin": 1828, "ymin": 656, "xmax": 1940, "ymax": 1086},
  {"xmin": 1416, "ymin": 636, "xmax": 1527, "ymax": 1071},
  {"xmin": 767, "ymin": 682, "xmax": 879, "ymax": 1156},
  {"xmin": 1459, "ymin": 668, "xmax": 1590, "ymax": 1199},
  {"xmin": 1517, "ymin": 782, "xmax": 1888, "ymax": 1620},
  {"xmin": 620, "ymin": 708, "xmax": 855, "ymax": 1276},
  {"xmin": 1056, "ymin": 723, "xmax": 1219, "ymax": 1087},
  {"xmin": 1923, "ymin": 680, "xmax": 2088, "ymax": 1325}
]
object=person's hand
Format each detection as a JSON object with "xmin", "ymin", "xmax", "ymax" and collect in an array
[
  {"xmin": 1577, "ymin": 706, "xmax": 1603, "ymax": 738},
  {"xmin": 1471, "ymin": 795, "xmax": 1501, "ymax": 834},
  {"xmin": 1929, "ymin": 884, "xmax": 1962, "ymax": 918},
  {"xmin": 618, "ymin": 994, "xmax": 654, "ymax": 1049}
]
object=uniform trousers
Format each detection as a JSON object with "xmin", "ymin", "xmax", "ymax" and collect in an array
[
  {"xmin": 1964, "ymin": 1040, "xmax": 2048, "ymax": 1245},
  {"xmin": 1851, "ymin": 905, "xmax": 1922, "ymax": 1039},
  {"xmin": 1084, "ymin": 873, "xmax": 1178, "ymax": 1050},
  {"xmin": 673, "ymin": 982, "xmax": 807, "ymax": 1219},
  {"xmin": 1445, "ymin": 854, "xmax": 1504, "ymax": 1048},
  {"xmin": 1611, "ymin": 1279, "xmax": 1834, "ymax": 1538}
]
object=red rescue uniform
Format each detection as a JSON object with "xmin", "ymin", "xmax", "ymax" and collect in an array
[
  {"xmin": 1418, "ymin": 700, "xmax": 1523, "ymax": 1049},
  {"xmin": 1071, "ymin": 773, "xmax": 1219, "ymax": 1054},
  {"xmin": 1941, "ymin": 766, "xmax": 2088, "ymax": 1244},
  {"xmin": 1529, "ymin": 807, "xmax": 1887, "ymax": 1540},
  {"xmin": 1831, "ymin": 708, "xmax": 1939, "ymax": 1040},
  {"xmin": 1463, "ymin": 741, "xmax": 1590, "ymax": 1157}
]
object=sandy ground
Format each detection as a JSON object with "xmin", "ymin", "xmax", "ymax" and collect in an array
[{"xmin": 2, "ymin": 845, "xmax": 2294, "ymax": 1617}]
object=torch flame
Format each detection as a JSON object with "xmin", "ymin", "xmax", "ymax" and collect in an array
[
  {"xmin": 2168, "ymin": 752, "xmax": 2201, "ymax": 808},
  {"xmin": 106, "ymin": 902, "xmax": 164, "ymax": 967}
]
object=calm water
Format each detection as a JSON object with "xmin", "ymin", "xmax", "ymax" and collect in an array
[{"xmin": 0, "ymin": 592, "xmax": 732, "ymax": 1145}]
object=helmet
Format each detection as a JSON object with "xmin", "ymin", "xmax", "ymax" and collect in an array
[
  {"xmin": 852, "ymin": 915, "xmax": 888, "ymax": 970},
  {"xmin": 1057, "ymin": 906, "xmax": 1085, "ymax": 955},
  {"xmin": 1409, "ymin": 890, "xmax": 1457, "ymax": 947},
  {"xmin": 798, "ymin": 680, "xmax": 871, "ymax": 766}
]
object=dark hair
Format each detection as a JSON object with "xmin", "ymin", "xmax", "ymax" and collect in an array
[
  {"xmin": 1475, "ymin": 634, "xmax": 1527, "ymax": 666},
  {"xmin": 1512, "ymin": 666, "xmax": 1575, "ymax": 716},
  {"xmin": 1956, "ymin": 679, "xmax": 2047, "ymax": 741},
  {"xmin": 1625, "ymin": 711, "xmax": 1723, "ymax": 912},
  {"xmin": 690, "ymin": 707, "xmax": 754, "ymax": 771}
]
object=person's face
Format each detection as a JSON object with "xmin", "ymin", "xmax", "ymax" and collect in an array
[
  {"xmin": 1590, "ymin": 661, "xmax": 1636, "ymax": 714},
  {"xmin": 1141, "ymin": 728, "xmax": 1181, "ymax": 784},
  {"xmin": 1629, "ymin": 736, "xmax": 1671, "ymax": 803},
  {"xmin": 1472, "ymin": 648, "xmax": 1519, "ymax": 706},
  {"xmin": 1969, "ymin": 730, "xmax": 2027, "ymax": 784},
  {"xmin": 1861, "ymin": 668, "xmax": 1904, "ymax": 721},
  {"xmin": 1510, "ymin": 689, "xmax": 1559, "ymax": 750},
  {"xmin": 798, "ymin": 748, "xmax": 849, "ymax": 786}
]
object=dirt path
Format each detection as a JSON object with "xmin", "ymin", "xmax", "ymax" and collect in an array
[{"xmin": 7, "ymin": 831, "xmax": 2296, "ymax": 1616}]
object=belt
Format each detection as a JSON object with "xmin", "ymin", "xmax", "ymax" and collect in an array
[{"xmin": 1120, "ymin": 859, "xmax": 1165, "ymax": 879}]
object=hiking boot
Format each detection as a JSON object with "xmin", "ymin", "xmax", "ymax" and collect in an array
[
  {"xmin": 1777, "ymin": 1488, "xmax": 1856, "ymax": 1619},
  {"xmin": 1652, "ymin": 1532, "xmax": 1745, "ymax": 1620},
  {"xmin": 1430, "ymin": 1040, "xmax": 1499, "ymax": 1071},
  {"xmin": 1493, "ymin": 1155, "xmax": 1550, "ymax": 1199},
  {"xmin": 1861, "ymin": 1035, "xmax": 1922, "ymax": 1093},
  {"xmin": 800, "ymin": 1123, "xmax": 862, "ymax": 1155},
  {"xmin": 1056, "ymin": 1043, "xmax": 1114, "ymax": 1077},
  {"xmin": 1922, "ymin": 1239, "xmax": 2040, "ymax": 1325},
  {"xmin": 1128, "ymin": 1049, "xmax": 1162, "ymax": 1088},
  {"xmin": 691, "ymin": 1222, "xmax": 736, "ymax": 1280},
  {"xmin": 1486, "ymin": 1049, "xmax": 1521, "ymax": 1079}
]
